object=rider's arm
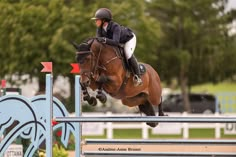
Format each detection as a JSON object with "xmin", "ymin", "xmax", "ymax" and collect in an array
[{"xmin": 105, "ymin": 25, "xmax": 121, "ymax": 46}]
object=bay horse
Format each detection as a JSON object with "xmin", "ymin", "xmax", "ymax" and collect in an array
[{"xmin": 73, "ymin": 38, "xmax": 164, "ymax": 127}]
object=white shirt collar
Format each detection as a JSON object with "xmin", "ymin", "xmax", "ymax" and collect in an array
[{"xmin": 103, "ymin": 23, "xmax": 108, "ymax": 32}]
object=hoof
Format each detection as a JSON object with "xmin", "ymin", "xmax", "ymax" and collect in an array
[
  {"xmin": 96, "ymin": 93, "xmax": 107, "ymax": 104},
  {"xmin": 97, "ymin": 95, "xmax": 107, "ymax": 103},
  {"xmin": 146, "ymin": 122, "xmax": 158, "ymax": 128},
  {"xmin": 99, "ymin": 96, "xmax": 107, "ymax": 104},
  {"xmin": 159, "ymin": 112, "xmax": 165, "ymax": 116},
  {"xmin": 83, "ymin": 95, "xmax": 90, "ymax": 101},
  {"xmin": 88, "ymin": 97, "xmax": 97, "ymax": 106}
]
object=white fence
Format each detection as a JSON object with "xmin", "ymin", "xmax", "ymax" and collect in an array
[{"xmin": 70, "ymin": 112, "xmax": 236, "ymax": 139}]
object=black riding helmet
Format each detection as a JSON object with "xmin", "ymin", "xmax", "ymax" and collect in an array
[{"xmin": 91, "ymin": 8, "xmax": 112, "ymax": 22}]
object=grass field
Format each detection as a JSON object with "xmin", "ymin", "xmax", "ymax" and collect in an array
[
  {"xmin": 191, "ymin": 82, "xmax": 236, "ymax": 113},
  {"xmin": 82, "ymin": 128, "xmax": 236, "ymax": 139},
  {"xmin": 191, "ymin": 82, "xmax": 236, "ymax": 93}
]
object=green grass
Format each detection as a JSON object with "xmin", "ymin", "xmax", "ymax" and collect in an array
[
  {"xmin": 189, "ymin": 129, "xmax": 215, "ymax": 138},
  {"xmin": 191, "ymin": 82, "xmax": 236, "ymax": 93},
  {"xmin": 82, "ymin": 128, "xmax": 236, "ymax": 139},
  {"xmin": 82, "ymin": 129, "xmax": 142, "ymax": 139},
  {"xmin": 113, "ymin": 129, "xmax": 142, "ymax": 139},
  {"xmin": 191, "ymin": 82, "xmax": 236, "ymax": 113}
]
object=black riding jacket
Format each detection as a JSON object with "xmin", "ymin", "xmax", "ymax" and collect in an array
[{"xmin": 96, "ymin": 21, "xmax": 134, "ymax": 46}]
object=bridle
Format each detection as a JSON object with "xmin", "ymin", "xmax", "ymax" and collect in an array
[
  {"xmin": 78, "ymin": 51, "xmax": 96, "ymax": 83},
  {"xmin": 79, "ymin": 38, "xmax": 122, "ymax": 85}
]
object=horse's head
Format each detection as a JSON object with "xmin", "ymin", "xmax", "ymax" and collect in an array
[
  {"xmin": 74, "ymin": 37, "xmax": 117, "ymax": 88},
  {"xmin": 73, "ymin": 38, "xmax": 102, "ymax": 87}
]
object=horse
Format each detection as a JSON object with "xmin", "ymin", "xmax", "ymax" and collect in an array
[{"xmin": 73, "ymin": 38, "xmax": 164, "ymax": 127}]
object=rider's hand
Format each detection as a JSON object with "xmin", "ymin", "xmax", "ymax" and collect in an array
[{"xmin": 97, "ymin": 37, "xmax": 106, "ymax": 43}]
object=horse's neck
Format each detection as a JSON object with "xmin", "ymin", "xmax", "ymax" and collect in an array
[
  {"xmin": 92, "ymin": 42, "xmax": 125, "ymax": 73},
  {"xmin": 102, "ymin": 46, "xmax": 118, "ymax": 61}
]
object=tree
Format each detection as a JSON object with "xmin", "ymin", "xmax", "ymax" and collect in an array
[
  {"xmin": 147, "ymin": 0, "xmax": 236, "ymax": 112},
  {"xmin": 0, "ymin": 0, "xmax": 162, "ymax": 112}
]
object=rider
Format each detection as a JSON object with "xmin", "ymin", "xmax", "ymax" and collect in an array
[{"xmin": 91, "ymin": 8, "xmax": 143, "ymax": 87}]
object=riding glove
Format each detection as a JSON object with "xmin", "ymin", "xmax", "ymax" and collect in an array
[
  {"xmin": 97, "ymin": 37, "xmax": 106, "ymax": 43},
  {"xmin": 97, "ymin": 37, "xmax": 119, "ymax": 47}
]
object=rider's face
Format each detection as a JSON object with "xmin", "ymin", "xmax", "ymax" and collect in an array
[{"xmin": 95, "ymin": 19, "xmax": 102, "ymax": 27}]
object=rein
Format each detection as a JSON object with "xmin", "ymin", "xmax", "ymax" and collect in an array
[
  {"xmin": 93, "ymin": 41, "xmax": 121, "ymax": 72},
  {"xmin": 104, "ymin": 56, "xmax": 120, "ymax": 67}
]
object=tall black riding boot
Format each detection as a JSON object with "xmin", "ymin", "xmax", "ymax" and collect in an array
[{"xmin": 128, "ymin": 55, "xmax": 143, "ymax": 86}]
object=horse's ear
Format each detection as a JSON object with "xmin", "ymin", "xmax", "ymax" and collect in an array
[
  {"xmin": 71, "ymin": 41, "xmax": 92, "ymax": 51},
  {"xmin": 71, "ymin": 41, "xmax": 80, "ymax": 50}
]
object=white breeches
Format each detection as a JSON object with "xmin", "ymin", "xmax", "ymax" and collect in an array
[{"xmin": 124, "ymin": 33, "xmax": 136, "ymax": 60}]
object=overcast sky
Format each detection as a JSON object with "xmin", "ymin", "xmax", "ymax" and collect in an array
[
  {"xmin": 228, "ymin": 0, "xmax": 236, "ymax": 35},
  {"xmin": 227, "ymin": 0, "xmax": 236, "ymax": 10}
]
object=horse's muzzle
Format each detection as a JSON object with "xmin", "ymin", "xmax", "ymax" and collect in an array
[
  {"xmin": 79, "ymin": 73, "xmax": 91, "ymax": 87},
  {"xmin": 84, "ymin": 80, "xmax": 90, "ymax": 87}
]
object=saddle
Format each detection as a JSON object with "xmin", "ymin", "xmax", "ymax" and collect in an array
[{"xmin": 114, "ymin": 46, "xmax": 146, "ymax": 75}]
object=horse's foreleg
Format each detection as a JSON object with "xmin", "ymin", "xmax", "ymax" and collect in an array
[
  {"xmin": 84, "ymin": 91, "xmax": 97, "ymax": 106},
  {"xmin": 81, "ymin": 88, "xmax": 97, "ymax": 106},
  {"xmin": 80, "ymin": 81, "xmax": 97, "ymax": 106},
  {"xmin": 96, "ymin": 84, "xmax": 107, "ymax": 104}
]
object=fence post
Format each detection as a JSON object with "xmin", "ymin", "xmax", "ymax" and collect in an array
[
  {"xmin": 182, "ymin": 112, "xmax": 189, "ymax": 139},
  {"xmin": 75, "ymin": 75, "xmax": 81, "ymax": 157},
  {"xmin": 142, "ymin": 122, "xmax": 149, "ymax": 139},
  {"xmin": 106, "ymin": 112, "xmax": 113, "ymax": 139},
  {"xmin": 215, "ymin": 112, "xmax": 221, "ymax": 139},
  {"xmin": 45, "ymin": 74, "xmax": 53, "ymax": 157}
]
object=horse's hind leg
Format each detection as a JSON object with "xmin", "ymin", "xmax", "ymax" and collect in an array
[{"xmin": 138, "ymin": 101, "xmax": 158, "ymax": 128}]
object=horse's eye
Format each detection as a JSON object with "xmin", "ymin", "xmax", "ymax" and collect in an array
[{"xmin": 85, "ymin": 57, "xmax": 90, "ymax": 61}]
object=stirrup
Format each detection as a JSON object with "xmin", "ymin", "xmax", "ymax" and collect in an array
[{"xmin": 133, "ymin": 75, "xmax": 143, "ymax": 87}]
